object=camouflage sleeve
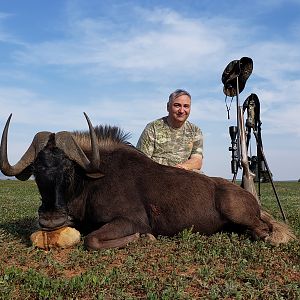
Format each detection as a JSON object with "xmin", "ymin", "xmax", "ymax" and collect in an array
[
  {"xmin": 136, "ymin": 123, "xmax": 155, "ymax": 158},
  {"xmin": 191, "ymin": 126, "xmax": 203, "ymax": 157}
]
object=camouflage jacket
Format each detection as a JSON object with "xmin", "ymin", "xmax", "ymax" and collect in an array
[{"xmin": 136, "ymin": 117, "xmax": 203, "ymax": 167}]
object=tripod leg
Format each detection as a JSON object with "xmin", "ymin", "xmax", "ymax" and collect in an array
[
  {"xmin": 258, "ymin": 167, "xmax": 261, "ymax": 198},
  {"xmin": 257, "ymin": 146, "xmax": 262, "ymax": 198},
  {"xmin": 232, "ymin": 173, "xmax": 237, "ymax": 183},
  {"xmin": 252, "ymin": 131, "xmax": 287, "ymax": 222}
]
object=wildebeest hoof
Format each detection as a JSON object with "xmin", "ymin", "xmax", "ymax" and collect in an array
[
  {"xmin": 30, "ymin": 227, "xmax": 81, "ymax": 250},
  {"xmin": 141, "ymin": 233, "xmax": 156, "ymax": 241}
]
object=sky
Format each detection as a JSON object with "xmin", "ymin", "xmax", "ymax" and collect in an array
[{"xmin": 0, "ymin": 0, "xmax": 300, "ymax": 180}]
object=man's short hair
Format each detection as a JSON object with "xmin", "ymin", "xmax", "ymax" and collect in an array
[{"xmin": 168, "ymin": 89, "xmax": 191, "ymax": 104}]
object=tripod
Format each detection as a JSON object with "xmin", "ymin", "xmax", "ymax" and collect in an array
[{"xmin": 242, "ymin": 94, "xmax": 287, "ymax": 222}]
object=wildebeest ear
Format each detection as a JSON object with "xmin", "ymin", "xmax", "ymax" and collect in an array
[{"xmin": 85, "ymin": 172, "xmax": 105, "ymax": 179}]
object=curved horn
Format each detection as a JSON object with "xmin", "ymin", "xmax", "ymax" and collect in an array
[
  {"xmin": 55, "ymin": 131, "xmax": 94, "ymax": 170},
  {"xmin": 83, "ymin": 112, "xmax": 100, "ymax": 168},
  {"xmin": 54, "ymin": 113, "xmax": 101, "ymax": 175},
  {"xmin": 0, "ymin": 114, "xmax": 51, "ymax": 177}
]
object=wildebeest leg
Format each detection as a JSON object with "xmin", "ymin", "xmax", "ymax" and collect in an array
[
  {"xmin": 84, "ymin": 217, "xmax": 146, "ymax": 250},
  {"xmin": 216, "ymin": 185, "xmax": 271, "ymax": 240}
]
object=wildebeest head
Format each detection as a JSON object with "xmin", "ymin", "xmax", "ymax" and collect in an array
[{"xmin": 0, "ymin": 113, "xmax": 103, "ymax": 230}]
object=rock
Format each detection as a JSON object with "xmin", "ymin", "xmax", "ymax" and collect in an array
[{"xmin": 30, "ymin": 227, "xmax": 81, "ymax": 250}]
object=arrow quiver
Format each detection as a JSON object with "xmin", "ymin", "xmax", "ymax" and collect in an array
[{"xmin": 243, "ymin": 94, "xmax": 265, "ymax": 183}]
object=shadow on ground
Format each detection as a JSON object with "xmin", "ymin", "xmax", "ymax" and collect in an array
[{"xmin": 0, "ymin": 217, "xmax": 39, "ymax": 246}]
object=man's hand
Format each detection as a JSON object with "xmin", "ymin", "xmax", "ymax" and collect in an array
[
  {"xmin": 175, "ymin": 163, "xmax": 188, "ymax": 170},
  {"xmin": 175, "ymin": 154, "xmax": 203, "ymax": 171}
]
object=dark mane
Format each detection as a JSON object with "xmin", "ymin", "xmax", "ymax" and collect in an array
[
  {"xmin": 72, "ymin": 125, "xmax": 132, "ymax": 151},
  {"xmin": 94, "ymin": 125, "xmax": 131, "ymax": 145}
]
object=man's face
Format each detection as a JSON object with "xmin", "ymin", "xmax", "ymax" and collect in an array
[{"xmin": 167, "ymin": 94, "xmax": 191, "ymax": 127}]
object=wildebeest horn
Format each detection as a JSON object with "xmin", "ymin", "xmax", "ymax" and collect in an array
[
  {"xmin": 54, "ymin": 113, "xmax": 101, "ymax": 176},
  {"xmin": 83, "ymin": 112, "xmax": 100, "ymax": 168},
  {"xmin": 0, "ymin": 114, "xmax": 52, "ymax": 179}
]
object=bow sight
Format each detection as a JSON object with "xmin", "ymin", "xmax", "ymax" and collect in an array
[{"xmin": 222, "ymin": 57, "xmax": 286, "ymax": 222}]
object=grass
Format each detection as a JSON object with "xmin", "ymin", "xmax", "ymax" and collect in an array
[{"xmin": 0, "ymin": 180, "xmax": 299, "ymax": 299}]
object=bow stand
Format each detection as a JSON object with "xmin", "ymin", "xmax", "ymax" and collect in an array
[
  {"xmin": 223, "ymin": 57, "xmax": 287, "ymax": 222},
  {"xmin": 226, "ymin": 77, "xmax": 259, "ymax": 204}
]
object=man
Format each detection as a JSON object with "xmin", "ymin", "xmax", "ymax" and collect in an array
[{"xmin": 136, "ymin": 89, "xmax": 203, "ymax": 171}]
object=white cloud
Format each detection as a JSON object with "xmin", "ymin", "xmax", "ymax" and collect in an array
[{"xmin": 11, "ymin": 8, "xmax": 229, "ymax": 81}]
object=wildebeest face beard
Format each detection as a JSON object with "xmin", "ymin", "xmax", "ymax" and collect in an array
[{"xmin": 34, "ymin": 145, "xmax": 77, "ymax": 230}]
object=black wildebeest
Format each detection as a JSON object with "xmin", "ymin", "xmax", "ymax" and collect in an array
[{"xmin": 0, "ymin": 113, "xmax": 296, "ymax": 249}]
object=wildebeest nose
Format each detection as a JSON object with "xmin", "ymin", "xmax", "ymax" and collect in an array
[{"xmin": 38, "ymin": 210, "xmax": 69, "ymax": 230}]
